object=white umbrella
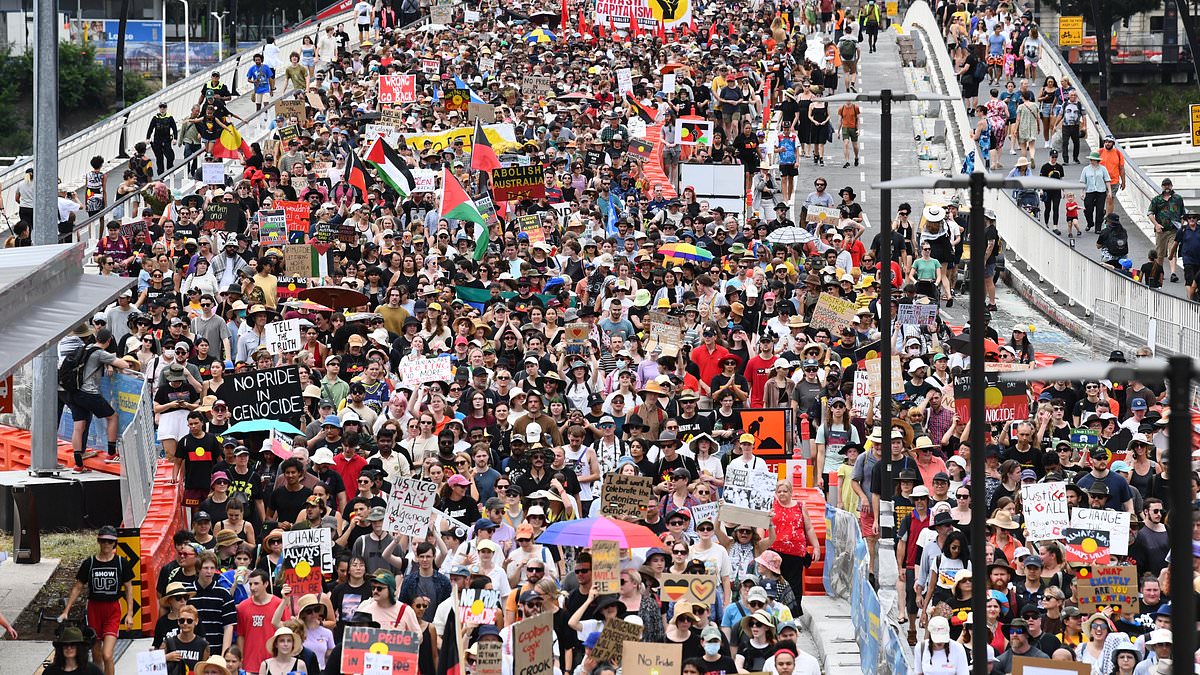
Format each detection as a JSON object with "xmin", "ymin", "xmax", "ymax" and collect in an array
[
  {"xmin": 767, "ymin": 226, "xmax": 815, "ymax": 245},
  {"xmin": 417, "ymin": 23, "xmax": 448, "ymax": 32}
]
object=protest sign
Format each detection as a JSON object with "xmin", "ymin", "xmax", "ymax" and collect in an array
[
  {"xmin": 690, "ymin": 501, "xmax": 719, "ymax": 526},
  {"xmin": 421, "ymin": 58, "xmax": 440, "ymax": 75},
  {"xmin": 277, "ymin": 124, "xmax": 300, "ymax": 145},
  {"xmin": 1063, "ymin": 528, "xmax": 1111, "ymax": 565},
  {"xmin": 616, "ymin": 68, "xmax": 633, "ymax": 96},
  {"xmin": 400, "ymin": 123, "xmax": 517, "ymax": 153},
  {"xmin": 1012, "ymin": 656, "xmax": 1090, "ymax": 675},
  {"xmin": 276, "ymin": 98, "xmax": 307, "ymax": 122},
  {"xmin": 265, "ymin": 319, "xmax": 302, "ymax": 355},
  {"xmin": 218, "ymin": 365, "xmax": 304, "ymax": 424},
  {"xmin": 645, "ymin": 311, "xmax": 684, "ymax": 348},
  {"xmin": 276, "ymin": 274, "xmax": 309, "ymax": 302},
  {"xmin": 412, "ymin": 169, "xmax": 438, "ymax": 193},
  {"xmin": 364, "ymin": 124, "xmax": 400, "ymax": 147},
  {"xmin": 202, "ymin": 162, "xmax": 225, "ymax": 185},
  {"xmin": 492, "ymin": 165, "xmax": 547, "ymax": 201},
  {"xmin": 363, "ymin": 652, "xmax": 393, "ymax": 675},
  {"xmin": 563, "ymin": 323, "xmax": 590, "ymax": 355},
  {"xmin": 341, "ymin": 627, "xmax": 420, "ymax": 675},
  {"xmin": 282, "ymin": 527, "xmax": 332, "ymax": 596},
  {"xmin": 1020, "ymin": 481, "xmax": 1068, "ymax": 541},
  {"xmin": 804, "ymin": 204, "xmax": 842, "ymax": 226},
  {"xmin": 306, "ymin": 91, "xmax": 326, "ymax": 110},
  {"xmin": 515, "ymin": 213, "xmax": 546, "ymax": 244},
  {"xmin": 278, "ymin": 200, "xmax": 311, "ymax": 240},
  {"xmin": 478, "ymin": 56, "xmax": 495, "ymax": 73},
  {"xmin": 852, "ymin": 370, "xmax": 872, "ymax": 417},
  {"xmin": 398, "ymin": 356, "xmax": 453, "ymax": 388},
  {"xmin": 384, "ymin": 74, "xmax": 422, "ymax": 104},
  {"xmin": 380, "ymin": 108, "xmax": 406, "ymax": 128},
  {"xmin": 467, "ymin": 101, "xmax": 496, "ymax": 123},
  {"xmin": 662, "ymin": 72, "xmax": 676, "ymax": 94},
  {"xmin": 594, "ymin": 618, "xmax": 643, "ymax": 663},
  {"xmin": 285, "ymin": 244, "xmax": 314, "ymax": 278},
  {"xmin": 476, "ymin": 641, "xmax": 503, "ymax": 675},
  {"xmin": 444, "ymin": 88, "xmax": 471, "ymax": 112},
  {"xmin": 864, "ymin": 356, "xmax": 903, "ymax": 398},
  {"xmin": 384, "ymin": 477, "xmax": 439, "ymax": 536},
  {"xmin": 897, "ymin": 302, "xmax": 939, "ymax": 327},
  {"xmin": 622, "ymin": 642, "xmax": 682, "ymax": 675},
  {"xmin": 1070, "ymin": 508, "xmax": 1131, "ymax": 556},
  {"xmin": 809, "ymin": 292, "xmax": 858, "ymax": 334},
  {"xmin": 458, "ymin": 588, "xmax": 502, "ymax": 626},
  {"xmin": 720, "ymin": 466, "xmax": 778, "ymax": 528},
  {"xmin": 258, "ymin": 209, "xmax": 287, "ymax": 246},
  {"xmin": 600, "ymin": 473, "xmax": 653, "ymax": 518},
  {"xmin": 592, "ymin": 540, "xmax": 622, "ymax": 593},
  {"xmin": 594, "ymin": 0, "xmax": 692, "ymax": 28},
  {"xmin": 512, "ymin": 612, "xmax": 555, "ymax": 675},
  {"xmin": 464, "ymin": 8, "xmax": 481, "ymax": 22},
  {"xmin": 584, "ymin": 149, "xmax": 606, "ymax": 170},
  {"xmin": 137, "ymin": 651, "xmax": 167, "ymax": 675},
  {"xmin": 628, "ymin": 138, "xmax": 653, "ymax": 159},
  {"xmin": 659, "ymin": 573, "xmax": 718, "ymax": 605},
  {"xmin": 1070, "ymin": 427, "xmax": 1100, "ymax": 450},
  {"xmin": 952, "ymin": 372, "xmax": 1028, "ymax": 423},
  {"xmin": 677, "ymin": 119, "xmax": 713, "ymax": 146},
  {"xmin": 1074, "ymin": 564, "xmax": 1137, "ymax": 617},
  {"xmin": 522, "ymin": 75, "xmax": 554, "ymax": 97},
  {"xmin": 430, "ymin": 5, "xmax": 454, "ymax": 24}
]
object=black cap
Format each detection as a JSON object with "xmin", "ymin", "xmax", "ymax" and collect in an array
[{"xmin": 97, "ymin": 525, "xmax": 119, "ymax": 540}]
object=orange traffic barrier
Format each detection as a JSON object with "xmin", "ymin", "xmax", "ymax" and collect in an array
[
  {"xmin": 795, "ymin": 486, "xmax": 828, "ymax": 596},
  {"xmin": 0, "ymin": 425, "xmax": 121, "ymax": 475},
  {"xmin": 138, "ymin": 459, "xmax": 185, "ymax": 630}
]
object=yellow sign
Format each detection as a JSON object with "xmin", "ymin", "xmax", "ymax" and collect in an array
[
  {"xmin": 1191, "ymin": 105, "xmax": 1200, "ymax": 147},
  {"xmin": 886, "ymin": 1, "xmax": 898, "ymax": 16},
  {"xmin": 1059, "ymin": 15, "xmax": 1084, "ymax": 47}
]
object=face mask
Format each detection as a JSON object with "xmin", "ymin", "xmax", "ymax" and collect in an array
[
  {"xmin": 616, "ymin": 360, "xmax": 627, "ymax": 369},
  {"xmin": 703, "ymin": 642, "xmax": 721, "ymax": 656}
]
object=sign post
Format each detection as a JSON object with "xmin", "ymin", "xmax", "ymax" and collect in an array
[{"xmin": 1191, "ymin": 104, "xmax": 1200, "ymax": 147}]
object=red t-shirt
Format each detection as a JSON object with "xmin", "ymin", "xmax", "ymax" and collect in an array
[
  {"xmin": 236, "ymin": 594, "xmax": 283, "ymax": 671},
  {"xmin": 334, "ymin": 452, "xmax": 368, "ymax": 489},
  {"xmin": 743, "ymin": 353, "xmax": 778, "ymax": 408}
]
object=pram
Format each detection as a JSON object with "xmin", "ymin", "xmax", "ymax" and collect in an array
[{"xmin": 1014, "ymin": 189, "xmax": 1040, "ymax": 218}]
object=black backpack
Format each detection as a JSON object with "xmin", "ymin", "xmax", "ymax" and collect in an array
[{"xmin": 58, "ymin": 344, "xmax": 99, "ymax": 393}]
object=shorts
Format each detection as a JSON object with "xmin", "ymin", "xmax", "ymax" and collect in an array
[
  {"xmin": 842, "ymin": 127, "xmax": 859, "ymax": 141},
  {"xmin": 87, "ymin": 599, "xmax": 123, "ymax": 639},
  {"xmin": 1155, "ymin": 228, "xmax": 1176, "ymax": 261},
  {"xmin": 987, "ymin": 55, "xmax": 1004, "ymax": 65},
  {"xmin": 357, "ymin": 22, "xmax": 370, "ymax": 33},
  {"xmin": 843, "ymin": 60, "xmax": 858, "ymax": 75},
  {"xmin": 820, "ymin": 11, "xmax": 832, "ymax": 21},
  {"xmin": 985, "ymin": 262, "xmax": 997, "ymax": 279},
  {"xmin": 184, "ymin": 489, "xmax": 206, "ymax": 508},
  {"xmin": 251, "ymin": 91, "xmax": 271, "ymax": 103},
  {"xmin": 1185, "ymin": 263, "xmax": 1199, "ymax": 286},
  {"xmin": 780, "ymin": 163, "xmax": 798, "ymax": 177},
  {"xmin": 859, "ymin": 508, "xmax": 875, "ymax": 537},
  {"xmin": 1109, "ymin": 184, "xmax": 1121, "ymax": 197},
  {"xmin": 67, "ymin": 391, "xmax": 115, "ymax": 423}
]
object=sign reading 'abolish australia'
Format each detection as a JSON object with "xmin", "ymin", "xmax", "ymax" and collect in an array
[
  {"xmin": 491, "ymin": 164, "xmax": 546, "ymax": 201},
  {"xmin": 218, "ymin": 365, "xmax": 304, "ymax": 424}
]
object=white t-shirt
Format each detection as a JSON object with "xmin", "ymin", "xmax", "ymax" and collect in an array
[{"xmin": 354, "ymin": 1, "xmax": 372, "ymax": 25}]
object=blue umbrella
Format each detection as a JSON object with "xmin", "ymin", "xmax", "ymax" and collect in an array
[{"xmin": 224, "ymin": 419, "xmax": 304, "ymax": 436}]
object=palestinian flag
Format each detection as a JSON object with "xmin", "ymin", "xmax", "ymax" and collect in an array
[
  {"xmin": 306, "ymin": 245, "xmax": 333, "ymax": 277},
  {"xmin": 470, "ymin": 118, "xmax": 502, "ymax": 172},
  {"xmin": 626, "ymin": 92, "xmax": 655, "ymax": 124},
  {"xmin": 344, "ymin": 143, "xmax": 373, "ymax": 196},
  {"xmin": 440, "ymin": 165, "xmax": 488, "ymax": 251},
  {"xmin": 364, "ymin": 137, "xmax": 415, "ymax": 197},
  {"xmin": 212, "ymin": 125, "xmax": 251, "ymax": 160}
]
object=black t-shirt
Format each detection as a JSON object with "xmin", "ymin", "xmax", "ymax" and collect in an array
[
  {"xmin": 179, "ymin": 432, "xmax": 221, "ymax": 491},
  {"xmin": 76, "ymin": 555, "xmax": 133, "ymax": 602},
  {"xmin": 268, "ymin": 484, "xmax": 313, "ymax": 524},
  {"xmin": 697, "ymin": 654, "xmax": 738, "ymax": 675},
  {"xmin": 435, "ymin": 494, "xmax": 479, "ymax": 522},
  {"xmin": 164, "ymin": 633, "xmax": 209, "ymax": 675},
  {"xmin": 331, "ymin": 580, "xmax": 371, "ymax": 623},
  {"xmin": 652, "ymin": 454, "xmax": 700, "ymax": 484}
]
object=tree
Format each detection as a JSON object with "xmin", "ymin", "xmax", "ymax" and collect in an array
[
  {"xmin": 1050, "ymin": 0, "xmax": 1161, "ymax": 118},
  {"xmin": 1173, "ymin": 0, "xmax": 1200, "ymax": 93}
]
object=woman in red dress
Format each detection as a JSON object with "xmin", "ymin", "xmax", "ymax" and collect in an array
[{"xmin": 770, "ymin": 480, "xmax": 821, "ymax": 614}]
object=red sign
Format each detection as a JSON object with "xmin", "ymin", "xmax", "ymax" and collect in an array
[
  {"xmin": 277, "ymin": 200, "xmax": 311, "ymax": 240},
  {"xmin": 0, "ymin": 375, "xmax": 13, "ymax": 414},
  {"xmin": 378, "ymin": 74, "xmax": 417, "ymax": 105},
  {"xmin": 341, "ymin": 627, "xmax": 420, "ymax": 675},
  {"xmin": 283, "ymin": 564, "xmax": 323, "ymax": 598},
  {"xmin": 1063, "ymin": 528, "xmax": 1111, "ymax": 565}
]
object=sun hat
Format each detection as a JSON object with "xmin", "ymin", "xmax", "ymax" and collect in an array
[{"xmin": 265, "ymin": 626, "xmax": 302, "ymax": 657}]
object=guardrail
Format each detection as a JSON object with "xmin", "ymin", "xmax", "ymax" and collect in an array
[
  {"xmin": 902, "ymin": 1, "xmax": 1200, "ymax": 362},
  {"xmin": 1, "ymin": 4, "xmax": 357, "ymax": 222}
]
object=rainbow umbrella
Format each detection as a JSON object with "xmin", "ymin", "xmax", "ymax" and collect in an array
[
  {"xmin": 535, "ymin": 517, "xmax": 662, "ymax": 548},
  {"xmin": 525, "ymin": 28, "xmax": 557, "ymax": 42},
  {"xmin": 283, "ymin": 299, "xmax": 335, "ymax": 313},
  {"xmin": 658, "ymin": 242, "xmax": 714, "ymax": 263}
]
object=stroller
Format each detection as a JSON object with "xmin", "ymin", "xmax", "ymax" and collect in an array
[{"xmin": 1014, "ymin": 189, "xmax": 1040, "ymax": 218}]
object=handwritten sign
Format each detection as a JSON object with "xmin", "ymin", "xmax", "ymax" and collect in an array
[
  {"xmin": 276, "ymin": 98, "xmax": 307, "ymax": 122},
  {"xmin": 412, "ymin": 169, "xmax": 438, "ymax": 193},
  {"xmin": 341, "ymin": 627, "xmax": 420, "ymax": 675},
  {"xmin": 384, "ymin": 477, "xmax": 439, "ymax": 536},
  {"xmin": 645, "ymin": 311, "xmax": 684, "ymax": 348},
  {"xmin": 592, "ymin": 539, "xmax": 621, "ymax": 593},
  {"xmin": 476, "ymin": 641, "xmax": 502, "ymax": 675},
  {"xmin": 278, "ymin": 200, "xmax": 311, "ymax": 240},
  {"xmin": 378, "ymin": 74, "xmax": 418, "ymax": 105},
  {"xmin": 659, "ymin": 573, "xmax": 718, "ymax": 606},
  {"xmin": 1021, "ymin": 481, "xmax": 1068, "ymax": 541},
  {"xmin": 265, "ymin": 318, "xmax": 302, "ymax": 354},
  {"xmin": 421, "ymin": 58, "xmax": 440, "ymax": 75},
  {"xmin": 285, "ymin": 244, "xmax": 314, "ymax": 278},
  {"xmin": 202, "ymin": 162, "xmax": 225, "ymax": 185},
  {"xmin": 804, "ymin": 203, "xmax": 842, "ymax": 227},
  {"xmin": 690, "ymin": 501, "xmax": 719, "ymax": 526},
  {"xmin": 522, "ymin": 75, "xmax": 554, "ymax": 97},
  {"xmin": 430, "ymin": 5, "xmax": 454, "ymax": 24},
  {"xmin": 1075, "ymin": 564, "xmax": 1137, "ymax": 617},
  {"xmin": 864, "ymin": 356, "xmax": 903, "ymax": 397},
  {"xmin": 282, "ymin": 527, "xmax": 332, "ymax": 596},
  {"xmin": 398, "ymin": 356, "xmax": 453, "ymax": 388},
  {"xmin": 720, "ymin": 466, "xmax": 777, "ymax": 528},
  {"xmin": 258, "ymin": 209, "xmax": 287, "ymax": 247},
  {"xmin": 136, "ymin": 650, "xmax": 168, "ymax": 675},
  {"xmin": 1070, "ymin": 508, "xmax": 1131, "ymax": 556},
  {"xmin": 809, "ymin": 292, "xmax": 858, "ymax": 334},
  {"xmin": 512, "ymin": 612, "xmax": 555, "ymax": 675},
  {"xmin": 621, "ymin": 641, "xmax": 681, "ymax": 675},
  {"xmin": 594, "ymin": 617, "xmax": 643, "ymax": 663},
  {"xmin": 852, "ymin": 370, "xmax": 872, "ymax": 417},
  {"xmin": 616, "ymin": 68, "xmax": 633, "ymax": 96},
  {"xmin": 897, "ymin": 302, "xmax": 938, "ymax": 327},
  {"xmin": 1063, "ymin": 528, "xmax": 1111, "ymax": 565},
  {"xmin": 600, "ymin": 473, "xmax": 653, "ymax": 518},
  {"xmin": 563, "ymin": 322, "xmax": 590, "ymax": 355},
  {"xmin": 468, "ymin": 101, "xmax": 496, "ymax": 123},
  {"xmin": 458, "ymin": 588, "xmax": 502, "ymax": 626}
]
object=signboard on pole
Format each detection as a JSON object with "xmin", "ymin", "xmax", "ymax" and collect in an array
[
  {"xmin": 1058, "ymin": 16, "xmax": 1084, "ymax": 47},
  {"xmin": 384, "ymin": 477, "xmax": 439, "ymax": 536}
]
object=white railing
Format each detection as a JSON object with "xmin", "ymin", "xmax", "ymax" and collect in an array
[
  {"xmin": 120, "ymin": 378, "xmax": 157, "ymax": 527},
  {"xmin": 902, "ymin": 1, "xmax": 1200, "ymax": 361}
]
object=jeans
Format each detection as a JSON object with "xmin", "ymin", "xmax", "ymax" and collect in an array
[
  {"xmin": 183, "ymin": 142, "xmax": 202, "ymax": 173},
  {"xmin": 1084, "ymin": 191, "xmax": 1106, "ymax": 231}
]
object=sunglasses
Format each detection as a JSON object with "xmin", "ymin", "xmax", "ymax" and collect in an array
[{"xmin": 178, "ymin": 618, "xmax": 195, "ymax": 625}]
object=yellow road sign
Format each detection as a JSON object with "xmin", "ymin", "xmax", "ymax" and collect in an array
[
  {"xmin": 1191, "ymin": 105, "xmax": 1200, "ymax": 147},
  {"xmin": 1059, "ymin": 15, "xmax": 1084, "ymax": 47}
]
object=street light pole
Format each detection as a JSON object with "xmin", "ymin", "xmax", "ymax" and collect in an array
[
  {"xmin": 174, "ymin": 0, "xmax": 190, "ymax": 78},
  {"xmin": 875, "ymin": 169, "xmax": 1075, "ymax": 675},
  {"xmin": 211, "ymin": 12, "xmax": 227, "ymax": 62}
]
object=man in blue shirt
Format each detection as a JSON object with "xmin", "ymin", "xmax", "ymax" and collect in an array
[
  {"xmin": 1178, "ymin": 211, "xmax": 1200, "ymax": 300},
  {"xmin": 246, "ymin": 53, "xmax": 275, "ymax": 111}
]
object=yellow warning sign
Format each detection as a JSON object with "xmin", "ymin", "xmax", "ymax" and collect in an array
[
  {"xmin": 1191, "ymin": 105, "xmax": 1200, "ymax": 147},
  {"xmin": 116, "ymin": 527, "xmax": 142, "ymax": 635},
  {"xmin": 1059, "ymin": 16, "xmax": 1084, "ymax": 47},
  {"xmin": 886, "ymin": 1, "xmax": 898, "ymax": 16}
]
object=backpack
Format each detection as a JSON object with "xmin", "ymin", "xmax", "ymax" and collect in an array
[
  {"xmin": 58, "ymin": 344, "xmax": 99, "ymax": 393},
  {"xmin": 838, "ymin": 38, "xmax": 857, "ymax": 62},
  {"xmin": 972, "ymin": 59, "xmax": 988, "ymax": 82},
  {"xmin": 1110, "ymin": 225, "xmax": 1129, "ymax": 257}
]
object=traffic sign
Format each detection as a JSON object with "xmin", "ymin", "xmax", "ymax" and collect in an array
[
  {"xmin": 1191, "ymin": 104, "xmax": 1200, "ymax": 147},
  {"xmin": 1059, "ymin": 16, "xmax": 1084, "ymax": 47}
]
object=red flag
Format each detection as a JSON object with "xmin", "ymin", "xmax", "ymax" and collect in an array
[
  {"xmin": 657, "ymin": 20, "xmax": 666, "ymax": 42},
  {"xmin": 707, "ymin": 21, "xmax": 717, "ymax": 47},
  {"xmin": 560, "ymin": 0, "xmax": 568, "ymax": 32},
  {"xmin": 578, "ymin": 7, "xmax": 588, "ymax": 36},
  {"xmin": 343, "ymin": 143, "xmax": 372, "ymax": 197},
  {"xmin": 470, "ymin": 118, "xmax": 502, "ymax": 172},
  {"xmin": 727, "ymin": 21, "xmax": 734, "ymax": 36},
  {"xmin": 630, "ymin": 16, "xmax": 640, "ymax": 39},
  {"xmin": 609, "ymin": 16, "xmax": 617, "ymax": 40},
  {"xmin": 596, "ymin": 20, "xmax": 604, "ymax": 40}
]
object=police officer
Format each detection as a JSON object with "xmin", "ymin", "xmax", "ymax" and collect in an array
[{"xmin": 147, "ymin": 102, "xmax": 179, "ymax": 175}]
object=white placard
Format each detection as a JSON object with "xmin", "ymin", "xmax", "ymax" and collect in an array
[
  {"xmin": 662, "ymin": 73, "xmax": 676, "ymax": 94},
  {"xmin": 479, "ymin": 56, "xmax": 495, "ymax": 73},
  {"xmin": 1020, "ymin": 481, "xmax": 1069, "ymax": 541},
  {"xmin": 412, "ymin": 169, "xmax": 438, "ymax": 193},
  {"xmin": 398, "ymin": 356, "xmax": 453, "ymax": 387},
  {"xmin": 202, "ymin": 162, "xmax": 225, "ymax": 186},
  {"xmin": 282, "ymin": 526, "xmax": 334, "ymax": 574},
  {"xmin": 616, "ymin": 68, "xmax": 633, "ymax": 96},
  {"xmin": 464, "ymin": 9, "xmax": 480, "ymax": 22},
  {"xmin": 852, "ymin": 370, "xmax": 871, "ymax": 418},
  {"xmin": 137, "ymin": 650, "xmax": 168, "ymax": 675},
  {"xmin": 897, "ymin": 303, "xmax": 939, "ymax": 327},
  {"xmin": 690, "ymin": 501, "xmax": 719, "ymax": 525},
  {"xmin": 265, "ymin": 319, "xmax": 302, "ymax": 354},
  {"xmin": 384, "ymin": 477, "xmax": 439, "ymax": 536},
  {"xmin": 363, "ymin": 651, "xmax": 394, "ymax": 675},
  {"xmin": 1070, "ymin": 507, "xmax": 1131, "ymax": 555},
  {"xmin": 364, "ymin": 123, "xmax": 401, "ymax": 147}
]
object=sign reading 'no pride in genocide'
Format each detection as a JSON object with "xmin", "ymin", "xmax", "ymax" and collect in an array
[{"xmin": 218, "ymin": 365, "xmax": 303, "ymax": 424}]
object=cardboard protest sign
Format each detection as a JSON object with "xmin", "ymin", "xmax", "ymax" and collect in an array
[
  {"xmin": 952, "ymin": 372, "xmax": 1028, "ymax": 424},
  {"xmin": 1011, "ymin": 656, "xmax": 1090, "ymax": 675},
  {"xmin": 412, "ymin": 169, "xmax": 438, "ymax": 193},
  {"xmin": 492, "ymin": 165, "xmax": 547, "ymax": 201},
  {"xmin": 852, "ymin": 370, "xmax": 872, "ymax": 417},
  {"xmin": 1070, "ymin": 508, "xmax": 1131, "ymax": 556},
  {"xmin": 804, "ymin": 204, "xmax": 842, "ymax": 227},
  {"xmin": 265, "ymin": 319, "xmax": 302, "ymax": 355},
  {"xmin": 217, "ymin": 365, "xmax": 304, "ymax": 424},
  {"xmin": 563, "ymin": 323, "xmax": 590, "ymax": 355},
  {"xmin": 600, "ymin": 473, "xmax": 653, "ymax": 518},
  {"xmin": 397, "ymin": 356, "xmax": 453, "ymax": 388},
  {"xmin": 421, "ymin": 58, "xmax": 440, "ymax": 75},
  {"xmin": 468, "ymin": 102, "xmax": 496, "ymax": 123},
  {"xmin": 592, "ymin": 540, "xmax": 622, "ymax": 593},
  {"xmin": 515, "ymin": 214, "xmax": 546, "ymax": 245},
  {"xmin": 1021, "ymin": 481, "xmax": 1068, "ymax": 541},
  {"xmin": 897, "ymin": 302, "xmax": 939, "ymax": 327},
  {"xmin": 864, "ymin": 356, "xmax": 903, "ymax": 398},
  {"xmin": 384, "ymin": 477, "xmax": 439, "ymax": 536},
  {"xmin": 282, "ymin": 528, "xmax": 332, "ymax": 596},
  {"xmin": 202, "ymin": 162, "xmax": 225, "ymax": 185},
  {"xmin": 285, "ymin": 244, "xmax": 314, "ymax": 278},
  {"xmin": 380, "ymin": 108, "xmax": 406, "ymax": 127},
  {"xmin": 276, "ymin": 98, "xmax": 307, "ymax": 122},
  {"xmin": 511, "ymin": 612, "xmax": 555, "ymax": 675},
  {"xmin": 1063, "ymin": 528, "xmax": 1111, "ymax": 565},
  {"xmin": 430, "ymin": 5, "xmax": 454, "ymax": 24},
  {"xmin": 645, "ymin": 311, "xmax": 684, "ymax": 348},
  {"xmin": 594, "ymin": 617, "xmax": 643, "ymax": 663},
  {"xmin": 522, "ymin": 75, "xmax": 553, "ymax": 97},
  {"xmin": 621, "ymin": 642, "xmax": 682, "ymax": 675},
  {"xmin": 306, "ymin": 91, "xmax": 326, "ymax": 111},
  {"xmin": 809, "ymin": 292, "xmax": 858, "ymax": 334},
  {"xmin": 378, "ymin": 74, "xmax": 417, "ymax": 105},
  {"xmin": 476, "ymin": 641, "xmax": 503, "ymax": 675},
  {"xmin": 258, "ymin": 209, "xmax": 287, "ymax": 246},
  {"xmin": 659, "ymin": 573, "xmax": 718, "ymax": 606},
  {"xmin": 458, "ymin": 588, "xmax": 502, "ymax": 626},
  {"xmin": 1074, "ymin": 564, "xmax": 1137, "ymax": 617},
  {"xmin": 341, "ymin": 627, "xmax": 420, "ymax": 675},
  {"xmin": 720, "ymin": 466, "xmax": 778, "ymax": 528}
]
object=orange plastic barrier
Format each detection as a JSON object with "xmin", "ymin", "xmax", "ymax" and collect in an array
[
  {"xmin": 0, "ymin": 425, "xmax": 121, "ymax": 475},
  {"xmin": 795, "ymin": 486, "xmax": 828, "ymax": 596},
  {"xmin": 138, "ymin": 459, "xmax": 186, "ymax": 630}
]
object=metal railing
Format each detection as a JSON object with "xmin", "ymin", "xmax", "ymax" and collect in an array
[
  {"xmin": 119, "ymin": 377, "xmax": 157, "ymax": 527},
  {"xmin": 903, "ymin": 2, "xmax": 1200, "ymax": 364}
]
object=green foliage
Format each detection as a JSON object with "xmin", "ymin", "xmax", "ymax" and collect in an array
[
  {"xmin": 47, "ymin": 42, "xmax": 112, "ymax": 110},
  {"xmin": 123, "ymin": 72, "xmax": 158, "ymax": 106}
]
